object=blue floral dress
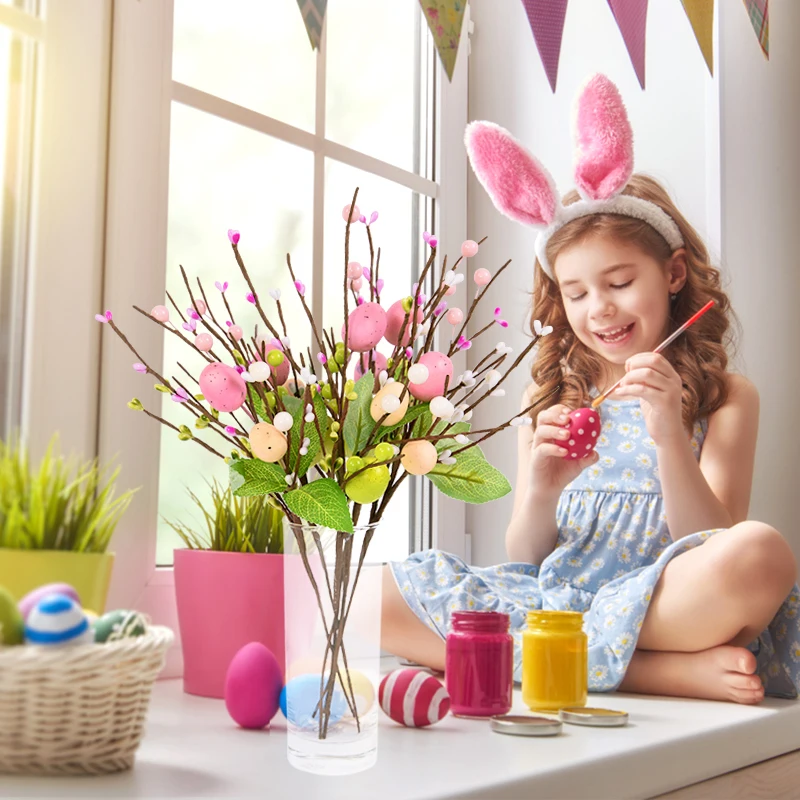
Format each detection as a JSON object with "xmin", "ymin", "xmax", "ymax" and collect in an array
[{"xmin": 390, "ymin": 395, "xmax": 800, "ymax": 697}]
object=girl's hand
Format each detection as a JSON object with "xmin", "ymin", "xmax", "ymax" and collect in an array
[
  {"xmin": 613, "ymin": 352, "xmax": 685, "ymax": 445},
  {"xmin": 528, "ymin": 404, "xmax": 599, "ymax": 496}
]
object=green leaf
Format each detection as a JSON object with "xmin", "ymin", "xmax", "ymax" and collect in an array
[
  {"xmin": 229, "ymin": 458, "xmax": 287, "ymax": 497},
  {"xmin": 285, "ymin": 392, "xmax": 328, "ymax": 477},
  {"xmin": 427, "ymin": 446, "xmax": 511, "ymax": 504},
  {"xmin": 248, "ymin": 385, "xmax": 270, "ymax": 421},
  {"xmin": 376, "ymin": 403, "xmax": 429, "ymax": 440},
  {"xmin": 412, "ymin": 411, "xmax": 471, "ymax": 453},
  {"xmin": 343, "ymin": 371, "xmax": 374, "ymax": 454},
  {"xmin": 283, "ymin": 479, "xmax": 354, "ymax": 533}
]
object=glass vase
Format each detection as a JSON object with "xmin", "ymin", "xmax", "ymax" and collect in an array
[{"xmin": 283, "ymin": 520, "xmax": 381, "ymax": 775}]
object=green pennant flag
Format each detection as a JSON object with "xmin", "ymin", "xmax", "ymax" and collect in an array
[
  {"xmin": 419, "ymin": 1, "xmax": 467, "ymax": 82},
  {"xmin": 296, "ymin": 0, "xmax": 327, "ymax": 50}
]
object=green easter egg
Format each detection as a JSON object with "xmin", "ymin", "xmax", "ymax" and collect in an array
[
  {"xmin": 374, "ymin": 443, "xmax": 394, "ymax": 462},
  {"xmin": 345, "ymin": 465, "xmax": 390, "ymax": 504},
  {"xmin": 93, "ymin": 609, "xmax": 148, "ymax": 644},
  {"xmin": 0, "ymin": 586, "xmax": 23, "ymax": 646}
]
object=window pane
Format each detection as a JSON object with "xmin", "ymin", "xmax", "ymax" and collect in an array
[
  {"xmin": 173, "ymin": 0, "xmax": 316, "ymax": 132},
  {"xmin": 326, "ymin": 0, "xmax": 427, "ymax": 176},
  {"xmin": 157, "ymin": 102, "xmax": 314, "ymax": 566}
]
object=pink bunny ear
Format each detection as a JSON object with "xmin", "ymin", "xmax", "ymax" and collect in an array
[
  {"xmin": 465, "ymin": 121, "xmax": 558, "ymax": 227},
  {"xmin": 573, "ymin": 74, "xmax": 633, "ymax": 200}
]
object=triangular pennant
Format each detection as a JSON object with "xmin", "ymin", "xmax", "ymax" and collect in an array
[
  {"xmin": 521, "ymin": 0, "xmax": 569, "ymax": 93},
  {"xmin": 419, "ymin": 0, "xmax": 467, "ymax": 82},
  {"xmin": 743, "ymin": 0, "xmax": 769, "ymax": 59},
  {"xmin": 296, "ymin": 0, "xmax": 327, "ymax": 50},
  {"xmin": 680, "ymin": 0, "xmax": 714, "ymax": 75},
  {"xmin": 606, "ymin": 0, "xmax": 649, "ymax": 89}
]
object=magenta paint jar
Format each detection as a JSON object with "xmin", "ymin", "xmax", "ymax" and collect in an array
[{"xmin": 445, "ymin": 610, "xmax": 513, "ymax": 717}]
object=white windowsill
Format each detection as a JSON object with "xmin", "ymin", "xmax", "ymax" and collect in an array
[{"xmin": 5, "ymin": 672, "xmax": 800, "ymax": 799}]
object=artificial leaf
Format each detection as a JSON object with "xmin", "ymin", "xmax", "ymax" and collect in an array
[
  {"xmin": 427, "ymin": 445, "xmax": 511, "ymax": 504},
  {"xmin": 376, "ymin": 403, "xmax": 430, "ymax": 440},
  {"xmin": 283, "ymin": 478, "xmax": 354, "ymax": 533},
  {"xmin": 248, "ymin": 385, "xmax": 270, "ymax": 421},
  {"xmin": 413, "ymin": 410, "xmax": 471, "ymax": 452},
  {"xmin": 230, "ymin": 458, "xmax": 286, "ymax": 497},
  {"xmin": 343, "ymin": 371, "xmax": 374, "ymax": 454},
  {"xmin": 286, "ymin": 391, "xmax": 327, "ymax": 477}
]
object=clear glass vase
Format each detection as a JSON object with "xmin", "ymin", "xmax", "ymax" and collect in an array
[{"xmin": 283, "ymin": 520, "xmax": 381, "ymax": 775}]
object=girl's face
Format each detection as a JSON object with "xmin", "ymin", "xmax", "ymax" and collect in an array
[{"xmin": 553, "ymin": 234, "xmax": 685, "ymax": 378}]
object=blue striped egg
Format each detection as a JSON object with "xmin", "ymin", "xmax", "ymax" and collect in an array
[{"xmin": 24, "ymin": 593, "xmax": 94, "ymax": 647}]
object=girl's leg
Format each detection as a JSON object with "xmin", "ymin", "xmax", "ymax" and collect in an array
[{"xmin": 380, "ymin": 565, "xmax": 446, "ymax": 671}]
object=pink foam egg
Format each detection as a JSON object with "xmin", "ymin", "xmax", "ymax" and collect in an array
[
  {"xmin": 18, "ymin": 583, "xmax": 80, "ymax": 622},
  {"xmin": 342, "ymin": 302, "xmax": 387, "ymax": 352},
  {"xmin": 445, "ymin": 285, "xmax": 457, "ymax": 296},
  {"xmin": 384, "ymin": 299, "xmax": 423, "ymax": 347},
  {"xmin": 150, "ymin": 305, "xmax": 169, "ymax": 322},
  {"xmin": 446, "ymin": 308, "xmax": 464, "ymax": 325},
  {"xmin": 461, "ymin": 240, "xmax": 479, "ymax": 258},
  {"xmin": 407, "ymin": 351, "xmax": 453, "ymax": 402},
  {"xmin": 194, "ymin": 298, "xmax": 207, "ymax": 316},
  {"xmin": 225, "ymin": 642, "xmax": 283, "ymax": 729},
  {"xmin": 351, "ymin": 277, "xmax": 363, "ymax": 292},
  {"xmin": 229, "ymin": 324, "xmax": 244, "ymax": 341},
  {"xmin": 355, "ymin": 350, "xmax": 387, "ymax": 380},
  {"xmin": 473, "ymin": 268, "xmax": 492, "ymax": 286},
  {"xmin": 255, "ymin": 338, "xmax": 290, "ymax": 386},
  {"xmin": 379, "ymin": 668, "xmax": 450, "ymax": 727},
  {"xmin": 561, "ymin": 407, "xmax": 601, "ymax": 460},
  {"xmin": 342, "ymin": 203, "xmax": 360, "ymax": 223},
  {"xmin": 195, "ymin": 333, "xmax": 214, "ymax": 352},
  {"xmin": 199, "ymin": 362, "xmax": 247, "ymax": 413},
  {"xmin": 347, "ymin": 261, "xmax": 363, "ymax": 279}
]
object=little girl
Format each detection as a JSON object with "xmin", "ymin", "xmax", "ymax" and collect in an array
[{"xmin": 381, "ymin": 75, "xmax": 800, "ymax": 705}]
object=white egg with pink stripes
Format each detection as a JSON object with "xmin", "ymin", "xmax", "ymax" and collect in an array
[{"xmin": 378, "ymin": 668, "xmax": 450, "ymax": 727}]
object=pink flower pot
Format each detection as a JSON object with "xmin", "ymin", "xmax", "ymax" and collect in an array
[{"xmin": 174, "ymin": 549, "xmax": 285, "ymax": 698}]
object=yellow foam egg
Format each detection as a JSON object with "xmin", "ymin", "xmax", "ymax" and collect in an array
[
  {"xmin": 339, "ymin": 670, "xmax": 375, "ymax": 717},
  {"xmin": 369, "ymin": 382, "xmax": 409, "ymax": 426},
  {"xmin": 400, "ymin": 440, "xmax": 438, "ymax": 475},
  {"xmin": 345, "ymin": 465, "xmax": 390, "ymax": 504},
  {"xmin": 249, "ymin": 422, "xmax": 288, "ymax": 463}
]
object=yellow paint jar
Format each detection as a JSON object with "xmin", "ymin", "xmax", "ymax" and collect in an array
[{"xmin": 522, "ymin": 610, "xmax": 588, "ymax": 712}]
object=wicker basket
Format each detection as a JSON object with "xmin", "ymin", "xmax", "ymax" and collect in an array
[{"xmin": 0, "ymin": 625, "xmax": 174, "ymax": 775}]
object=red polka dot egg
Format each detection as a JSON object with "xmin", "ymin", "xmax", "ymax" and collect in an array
[
  {"xmin": 378, "ymin": 668, "xmax": 450, "ymax": 727},
  {"xmin": 563, "ymin": 407, "xmax": 601, "ymax": 459}
]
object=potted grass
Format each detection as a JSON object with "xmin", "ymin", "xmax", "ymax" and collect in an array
[
  {"xmin": 0, "ymin": 435, "xmax": 135, "ymax": 613},
  {"xmin": 169, "ymin": 481, "xmax": 286, "ymax": 698}
]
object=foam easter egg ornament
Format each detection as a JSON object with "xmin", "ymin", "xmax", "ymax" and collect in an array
[
  {"xmin": 249, "ymin": 422, "xmax": 288, "ymax": 463},
  {"xmin": 400, "ymin": 440, "xmax": 438, "ymax": 476},
  {"xmin": 280, "ymin": 673, "xmax": 347, "ymax": 729},
  {"xmin": 379, "ymin": 668, "xmax": 450, "ymax": 727},
  {"xmin": 0, "ymin": 585, "xmax": 24, "ymax": 645},
  {"xmin": 199, "ymin": 362, "xmax": 247, "ymax": 413},
  {"xmin": 384, "ymin": 299, "xmax": 423, "ymax": 347},
  {"xmin": 25, "ymin": 593, "xmax": 94, "ymax": 647},
  {"xmin": 355, "ymin": 350, "xmax": 387, "ymax": 380},
  {"xmin": 407, "ymin": 351, "xmax": 453, "ymax": 402},
  {"xmin": 93, "ymin": 609, "xmax": 148, "ymax": 643},
  {"xmin": 255, "ymin": 336, "xmax": 290, "ymax": 386},
  {"xmin": 342, "ymin": 302, "xmax": 387, "ymax": 352},
  {"xmin": 225, "ymin": 642, "xmax": 283, "ymax": 729},
  {"xmin": 562, "ymin": 407, "xmax": 601, "ymax": 460},
  {"xmin": 18, "ymin": 582, "xmax": 81, "ymax": 622},
  {"xmin": 342, "ymin": 670, "xmax": 376, "ymax": 716},
  {"xmin": 345, "ymin": 464, "xmax": 390, "ymax": 505},
  {"xmin": 370, "ymin": 381, "xmax": 409, "ymax": 426}
]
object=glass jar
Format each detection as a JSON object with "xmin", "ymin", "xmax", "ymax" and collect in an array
[
  {"xmin": 522, "ymin": 610, "xmax": 588, "ymax": 712},
  {"xmin": 445, "ymin": 611, "xmax": 513, "ymax": 717}
]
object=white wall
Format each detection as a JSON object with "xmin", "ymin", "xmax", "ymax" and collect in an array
[{"xmin": 465, "ymin": 0, "xmax": 721, "ymax": 566}]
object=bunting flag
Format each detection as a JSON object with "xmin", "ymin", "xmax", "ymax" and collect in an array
[
  {"xmin": 296, "ymin": 0, "xmax": 327, "ymax": 50},
  {"xmin": 521, "ymin": 0, "xmax": 569, "ymax": 93},
  {"xmin": 743, "ymin": 0, "xmax": 769, "ymax": 58},
  {"xmin": 680, "ymin": 0, "xmax": 714, "ymax": 75},
  {"xmin": 606, "ymin": 0, "xmax": 649, "ymax": 89},
  {"xmin": 419, "ymin": 0, "xmax": 468, "ymax": 82}
]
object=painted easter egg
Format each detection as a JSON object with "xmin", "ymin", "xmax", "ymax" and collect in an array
[
  {"xmin": 407, "ymin": 351, "xmax": 453, "ymax": 402},
  {"xmin": 18, "ymin": 582, "xmax": 81, "ymax": 622},
  {"xmin": 280, "ymin": 674, "xmax": 347, "ymax": 729},
  {"xmin": 25, "ymin": 593, "xmax": 94, "ymax": 647},
  {"xmin": 93, "ymin": 609, "xmax": 148, "ymax": 643},
  {"xmin": 343, "ymin": 302, "xmax": 387, "ymax": 352},
  {"xmin": 562, "ymin": 407, "xmax": 601, "ymax": 460},
  {"xmin": 384, "ymin": 299, "xmax": 423, "ymax": 347},
  {"xmin": 355, "ymin": 350, "xmax": 387, "ymax": 380},
  {"xmin": 378, "ymin": 668, "xmax": 450, "ymax": 727},
  {"xmin": 199, "ymin": 362, "xmax": 247, "ymax": 413},
  {"xmin": 255, "ymin": 336, "xmax": 290, "ymax": 386},
  {"xmin": 249, "ymin": 423, "xmax": 288, "ymax": 463},
  {"xmin": 345, "ymin": 464, "xmax": 390, "ymax": 505},
  {"xmin": 0, "ymin": 585, "xmax": 24, "ymax": 645},
  {"xmin": 225, "ymin": 642, "xmax": 283, "ymax": 729},
  {"xmin": 400, "ymin": 440, "xmax": 438, "ymax": 476},
  {"xmin": 370, "ymin": 382, "xmax": 409, "ymax": 426}
]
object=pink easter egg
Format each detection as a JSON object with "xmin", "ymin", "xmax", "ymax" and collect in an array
[
  {"xmin": 255, "ymin": 337, "xmax": 290, "ymax": 386},
  {"xmin": 351, "ymin": 277, "xmax": 363, "ymax": 292},
  {"xmin": 199, "ymin": 362, "xmax": 247, "ymax": 413},
  {"xmin": 384, "ymin": 299, "xmax": 423, "ymax": 347},
  {"xmin": 347, "ymin": 261, "xmax": 363, "ymax": 279},
  {"xmin": 561, "ymin": 407, "xmax": 602, "ymax": 460},
  {"xmin": 378, "ymin": 668, "xmax": 450, "ymax": 727},
  {"xmin": 355, "ymin": 350, "xmax": 387, "ymax": 380},
  {"xmin": 18, "ymin": 583, "xmax": 81, "ymax": 622},
  {"xmin": 407, "ymin": 351, "xmax": 453, "ymax": 402},
  {"xmin": 445, "ymin": 285, "xmax": 457, "ymax": 296},
  {"xmin": 194, "ymin": 298, "xmax": 207, "ymax": 316},
  {"xmin": 195, "ymin": 333, "xmax": 214, "ymax": 352},
  {"xmin": 342, "ymin": 302, "xmax": 387, "ymax": 352},
  {"xmin": 473, "ymin": 268, "xmax": 491, "ymax": 286},
  {"xmin": 342, "ymin": 203, "xmax": 360, "ymax": 223},
  {"xmin": 446, "ymin": 308, "xmax": 464, "ymax": 325},
  {"xmin": 225, "ymin": 642, "xmax": 283, "ymax": 729},
  {"xmin": 229, "ymin": 325, "xmax": 244, "ymax": 341},
  {"xmin": 461, "ymin": 240, "xmax": 479, "ymax": 258},
  {"xmin": 150, "ymin": 305, "xmax": 169, "ymax": 322}
]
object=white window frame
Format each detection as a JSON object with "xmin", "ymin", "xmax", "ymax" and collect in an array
[{"xmin": 98, "ymin": 0, "xmax": 469, "ymax": 675}]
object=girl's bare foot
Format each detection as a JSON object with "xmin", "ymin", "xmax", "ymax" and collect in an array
[{"xmin": 620, "ymin": 645, "xmax": 765, "ymax": 704}]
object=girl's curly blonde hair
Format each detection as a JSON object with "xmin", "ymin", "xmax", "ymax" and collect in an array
[{"xmin": 528, "ymin": 174, "xmax": 736, "ymax": 431}]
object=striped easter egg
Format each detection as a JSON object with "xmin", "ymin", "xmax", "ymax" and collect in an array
[
  {"xmin": 24, "ymin": 593, "xmax": 95, "ymax": 647},
  {"xmin": 378, "ymin": 668, "xmax": 450, "ymax": 727}
]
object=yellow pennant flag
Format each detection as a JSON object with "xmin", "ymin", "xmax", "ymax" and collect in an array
[
  {"xmin": 680, "ymin": 0, "xmax": 714, "ymax": 75},
  {"xmin": 419, "ymin": 1, "xmax": 467, "ymax": 82}
]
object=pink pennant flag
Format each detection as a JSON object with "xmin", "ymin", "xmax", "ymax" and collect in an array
[
  {"xmin": 607, "ymin": 0, "xmax": 649, "ymax": 89},
  {"xmin": 521, "ymin": 0, "xmax": 569, "ymax": 93}
]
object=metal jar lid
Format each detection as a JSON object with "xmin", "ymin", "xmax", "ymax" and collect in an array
[
  {"xmin": 490, "ymin": 715, "xmax": 563, "ymax": 737},
  {"xmin": 558, "ymin": 707, "xmax": 629, "ymax": 727}
]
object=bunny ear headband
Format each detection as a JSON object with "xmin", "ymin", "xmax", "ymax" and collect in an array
[{"xmin": 464, "ymin": 74, "xmax": 684, "ymax": 279}]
